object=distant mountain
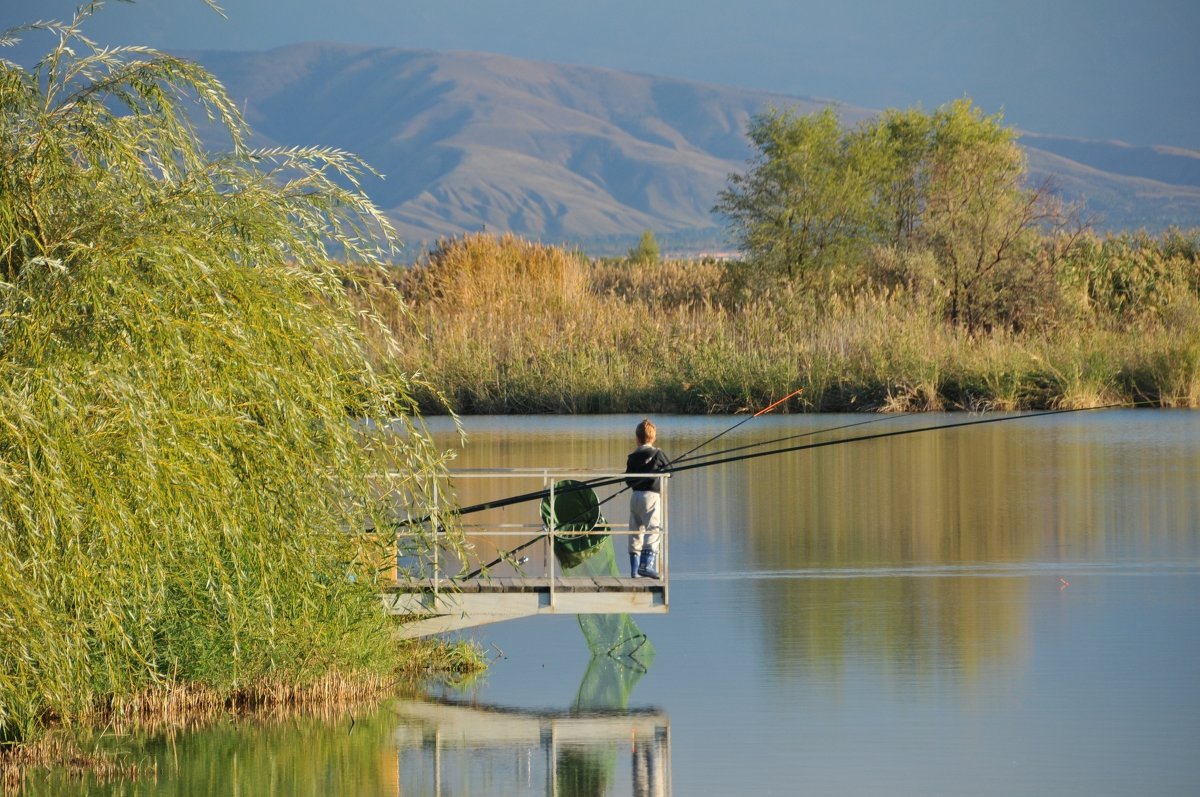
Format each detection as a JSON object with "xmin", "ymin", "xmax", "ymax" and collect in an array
[
  {"xmin": 1018, "ymin": 133, "xmax": 1200, "ymax": 231},
  {"xmin": 190, "ymin": 43, "xmax": 1200, "ymax": 254}
]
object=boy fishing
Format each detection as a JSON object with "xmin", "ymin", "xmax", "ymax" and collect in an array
[{"xmin": 625, "ymin": 418, "xmax": 671, "ymax": 578}]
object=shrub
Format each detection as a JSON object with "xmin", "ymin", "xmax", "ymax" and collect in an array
[{"xmin": 0, "ymin": 8, "xmax": 453, "ymax": 744}]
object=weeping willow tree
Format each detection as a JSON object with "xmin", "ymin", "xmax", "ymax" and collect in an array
[{"xmin": 0, "ymin": 5, "xmax": 457, "ymax": 745}]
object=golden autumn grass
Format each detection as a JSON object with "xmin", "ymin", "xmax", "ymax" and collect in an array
[{"xmin": 361, "ymin": 233, "xmax": 1200, "ymax": 414}]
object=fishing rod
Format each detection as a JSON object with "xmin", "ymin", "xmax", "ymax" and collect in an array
[
  {"xmin": 671, "ymin": 388, "xmax": 804, "ymax": 464},
  {"xmin": 548, "ymin": 406, "xmax": 904, "ymax": 526},
  {"xmin": 407, "ymin": 402, "xmax": 1117, "ymax": 530},
  {"xmin": 676, "ymin": 411, "xmax": 912, "ymax": 466},
  {"xmin": 399, "ymin": 389, "xmax": 809, "ymax": 531},
  {"xmin": 430, "ymin": 402, "xmax": 1120, "ymax": 579},
  {"xmin": 457, "ymin": 405, "xmax": 902, "ymax": 556},
  {"xmin": 461, "ymin": 389, "xmax": 804, "ymax": 578},
  {"xmin": 665, "ymin": 403, "xmax": 1121, "ymax": 476},
  {"xmin": 567, "ymin": 403, "xmax": 1108, "ymax": 528}
]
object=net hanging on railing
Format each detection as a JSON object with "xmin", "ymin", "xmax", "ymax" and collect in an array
[{"xmin": 541, "ymin": 480, "xmax": 657, "ymax": 671}]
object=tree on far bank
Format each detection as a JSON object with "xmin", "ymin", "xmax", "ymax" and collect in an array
[
  {"xmin": 715, "ymin": 107, "xmax": 875, "ymax": 284},
  {"xmin": 628, "ymin": 229, "xmax": 661, "ymax": 264},
  {"xmin": 718, "ymin": 99, "xmax": 1073, "ymax": 332}
]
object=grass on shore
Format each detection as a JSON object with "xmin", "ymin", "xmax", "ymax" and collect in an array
[{"xmin": 359, "ymin": 233, "xmax": 1200, "ymax": 414}]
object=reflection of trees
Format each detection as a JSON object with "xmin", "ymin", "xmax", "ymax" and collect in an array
[
  {"xmin": 422, "ymin": 413, "xmax": 1200, "ymax": 688},
  {"xmin": 760, "ymin": 574, "xmax": 1027, "ymax": 688},
  {"xmin": 743, "ymin": 426, "xmax": 1035, "ymax": 683},
  {"xmin": 22, "ymin": 706, "xmax": 405, "ymax": 796},
  {"xmin": 737, "ymin": 416, "xmax": 1200, "ymax": 682}
]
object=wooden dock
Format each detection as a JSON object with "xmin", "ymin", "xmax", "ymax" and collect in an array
[{"xmin": 385, "ymin": 576, "xmax": 667, "ymax": 638}]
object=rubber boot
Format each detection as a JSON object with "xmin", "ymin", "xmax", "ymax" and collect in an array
[
  {"xmin": 630, "ymin": 553, "xmax": 641, "ymax": 578},
  {"xmin": 637, "ymin": 550, "xmax": 660, "ymax": 579}
]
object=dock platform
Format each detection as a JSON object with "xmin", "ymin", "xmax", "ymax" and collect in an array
[
  {"xmin": 387, "ymin": 469, "xmax": 670, "ymax": 638},
  {"xmin": 385, "ymin": 576, "xmax": 667, "ymax": 637}
]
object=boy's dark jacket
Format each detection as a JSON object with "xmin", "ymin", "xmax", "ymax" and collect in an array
[{"xmin": 625, "ymin": 445, "xmax": 670, "ymax": 492}]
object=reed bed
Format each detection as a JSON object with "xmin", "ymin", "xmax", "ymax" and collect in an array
[
  {"xmin": 1, "ymin": 15, "xmax": 465, "ymax": 762},
  {"xmin": 371, "ymin": 233, "xmax": 1200, "ymax": 414},
  {"xmin": 1, "ymin": 732, "xmax": 150, "ymax": 795},
  {"xmin": 95, "ymin": 637, "xmax": 484, "ymax": 731}
]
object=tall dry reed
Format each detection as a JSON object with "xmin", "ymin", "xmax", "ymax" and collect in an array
[{"xmin": 378, "ymin": 234, "xmax": 1200, "ymax": 414}]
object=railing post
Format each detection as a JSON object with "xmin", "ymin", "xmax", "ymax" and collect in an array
[
  {"xmin": 661, "ymin": 473, "xmax": 668, "ymax": 607},
  {"xmin": 547, "ymin": 473, "xmax": 555, "ymax": 607},
  {"xmin": 432, "ymin": 477, "xmax": 440, "ymax": 596}
]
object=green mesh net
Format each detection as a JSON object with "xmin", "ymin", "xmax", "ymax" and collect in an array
[
  {"xmin": 541, "ymin": 480, "xmax": 656, "ymax": 675},
  {"xmin": 540, "ymin": 478, "xmax": 604, "ymax": 569},
  {"xmin": 565, "ymin": 539, "xmax": 656, "ymax": 672}
]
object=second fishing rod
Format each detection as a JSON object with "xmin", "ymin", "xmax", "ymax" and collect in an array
[
  {"xmin": 461, "ymin": 400, "xmax": 1115, "ymax": 523},
  {"xmin": 411, "ymin": 389, "xmax": 809, "ymax": 530},
  {"xmin": 462, "ymin": 389, "xmax": 806, "ymax": 578}
]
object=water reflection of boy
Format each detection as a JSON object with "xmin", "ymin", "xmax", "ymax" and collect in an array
[{"xmin": 625, "ymin": 418, "xmax": 671, "ymax": 579}]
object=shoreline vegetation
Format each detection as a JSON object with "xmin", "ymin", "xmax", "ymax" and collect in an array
[
  {"xmin": 362, "ymin": 229, "xmax": 1200, "ymax": 415},
  {"xmin": 2, "ymin": 6, "xmax": 474, "ymax": 777},
  {"xmin": 367, "ymin": 102, "xmax": 1199, "ymax": 416}
]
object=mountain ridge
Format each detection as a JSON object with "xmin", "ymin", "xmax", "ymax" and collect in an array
[{"xmin": 189, "ymin": 43, "xmax": 1200, "ymax": 253}]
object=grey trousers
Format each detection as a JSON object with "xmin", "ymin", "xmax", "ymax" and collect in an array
[{"xmin": 628, "ymin": 490, "xmax": 661, "ymax": 556}]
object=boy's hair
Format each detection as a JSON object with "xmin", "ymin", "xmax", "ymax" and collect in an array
[{"xmin": 636, "ymin": 418, "xmax": 656, "ymax": 444}]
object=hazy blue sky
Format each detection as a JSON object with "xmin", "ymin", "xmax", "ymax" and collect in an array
[{"xmin": 11, "ymin": 0, "xmax": 1200, "ymax": 149}]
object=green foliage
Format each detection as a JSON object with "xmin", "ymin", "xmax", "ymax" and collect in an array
[
  {"xmin": 627, "ymin": 230, "xmax": 660, "ymax": 264},
  {"xmin": 716, "ymin": 107, "xmax": 875, "ymax": 284},
  {"xmin": 0, "ymin": 7, "xmax": 454, "ymax": 744},
  {"xmin": 718, "ymin": 99, "xmax": 1070, "ymax": 332}
]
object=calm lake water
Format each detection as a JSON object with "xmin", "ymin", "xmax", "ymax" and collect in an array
[{"xmin": 24, "ymin": 410, "xmax": 1200, "ymax": 796}]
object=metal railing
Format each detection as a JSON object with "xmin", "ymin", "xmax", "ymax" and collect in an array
[{"xmin": 396, "ymin": 469, "xmax": 669, "ymax": 606}]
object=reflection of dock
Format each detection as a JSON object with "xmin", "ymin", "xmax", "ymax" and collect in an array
[
  {"xmin": 394, "ymin": 699, "xmax": 668, "ymax": 745},
  {"xmin": 389, "ymin": 469, "xmax": 671, "ymax": 638},
  {"xmin": 391, "ymin": 699, "xmax": 671, "ymax": 796},
  {"xmin": 384, "ymin": 576, "xmax": 667, "ymax": 637}
]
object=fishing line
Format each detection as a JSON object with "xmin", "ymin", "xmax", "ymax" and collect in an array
[
  {"xmin": 675, "ymin": 411, "xmax": 912, "ymax": 466},
  {"xmin": 666, "ymin": 403, "xmax": 1121, "ymax": 476},
  {"xmin": 402, "ymin": 403, "xmax": 1116, "ymax": 531},
  {"xmin": 670, "ymin": 388, "xmax": 804, "ymax": 464}
]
